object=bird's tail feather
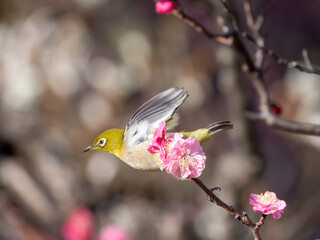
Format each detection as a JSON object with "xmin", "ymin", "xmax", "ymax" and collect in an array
[
  {"xmin": 207, "ymin": 121, "xmax": 233, "ymax": 135},
  {"xmin": 180, "ymin": 121, "xmax": 233, "ymax": 143}
]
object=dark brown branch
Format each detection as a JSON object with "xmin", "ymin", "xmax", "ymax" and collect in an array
[{"xmin": 192, "ymin": 178, "xmax": 263, "ymax": 240}]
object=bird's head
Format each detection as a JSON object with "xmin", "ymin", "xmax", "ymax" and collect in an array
[{"xmin": 83, "ymin": 129, "xmax": 125, "ymax": 158}]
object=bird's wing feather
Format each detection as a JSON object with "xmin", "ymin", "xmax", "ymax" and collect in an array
[{"xmin": 124, "ymin": 88, "xmax": 188, "ymax": 147}]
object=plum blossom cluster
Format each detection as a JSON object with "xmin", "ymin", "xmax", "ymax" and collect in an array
[
  {"xmin": 147, "ymin": 121, "xmax": 206, "ymax": 180},
  {"xmin": 249, "ymin": 191, "xmax": 287, "ymax": 219}
]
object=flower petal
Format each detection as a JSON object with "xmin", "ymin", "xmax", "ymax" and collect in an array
[
  {"xmin": 277, "ymin": 200, "xmax": 287, "ymax": 211},
  {"xmin": 272, "ymin": 211, "xmax": 282, "ymax": 220}
]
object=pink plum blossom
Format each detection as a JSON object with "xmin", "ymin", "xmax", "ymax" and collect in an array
[
  {"xmin": 155, "ymin": 0, "xmax": 175, "ymax": 14},
  {"xmin": 147, "ymin": 121, "xmax": 172, "ymax": 168},
  {"xmin": 164, "ymin": 133, "xmax": 206, "ymax": 179},
  {"xmin": 61, "ymin": 207, "xmax": 94, "ymax": 240},
  {"xmin": 147, "ymin": 122, "xmax": 206, "ymax": 179},
  {"xmin": 147, "ymin": 121, "xmax": 167, "ymax": 156},
  {"xmin": 249, "ymin": 191, "xmax": 287, "ymax": 219},
  {"xmin": 98, "ymin": 225, "xmax": 131, "ymax": 240}
]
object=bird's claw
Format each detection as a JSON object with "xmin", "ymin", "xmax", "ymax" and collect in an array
[
  {"xmin": 209, "ymin": 187, "xmax": 221, "ymax": 192},
  {"xmin": 207, "ymin": 186, "xmax": 221, "ymax": 204}
]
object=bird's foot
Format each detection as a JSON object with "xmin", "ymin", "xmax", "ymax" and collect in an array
[
  {"xmin": 210, "ymin": 187, "xmax": 221, "ymax": 192},
  {"xmin": 207, "ymin": 186, "xmax": 221, "ymax": 204}
]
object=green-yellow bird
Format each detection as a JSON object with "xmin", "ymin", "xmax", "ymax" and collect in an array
[{"xmin": 84, "ymin": 88, "xmax": 233, "ymax": 171}]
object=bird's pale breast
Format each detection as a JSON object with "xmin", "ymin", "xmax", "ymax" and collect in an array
[{"xmin": 122, "ymin": 142, "xmax": 160, "ymax": 171}]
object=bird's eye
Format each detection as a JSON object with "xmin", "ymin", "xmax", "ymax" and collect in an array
[{"xmin": 98, "ymin": 138, "xmax": 106, "ymax": 147}]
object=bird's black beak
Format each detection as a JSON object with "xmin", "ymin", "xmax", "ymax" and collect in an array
[{"xmin": 83, "ymin": 145, "xmax": 94, "ymax": 153}]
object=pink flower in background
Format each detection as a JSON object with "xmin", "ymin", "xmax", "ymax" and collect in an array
[
  {"xmin": 155, "ymin": 0, "xmax": 175, "ymax": 14},
  {"xmin": 249, "ymin": 191, "xmax": 287, "ymax": 219},
  {"xmin": 164, "ymin": 133, "xmax": 206, "ymax": 179},
  {"xmin": 61, "ymin": 207, "xmax": 94, "ymax": 240},
  {"xmin": 98, "ymin": 225, "xmax": 131, "ymax": 240}
]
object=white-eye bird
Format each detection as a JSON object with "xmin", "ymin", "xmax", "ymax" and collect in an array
[{"xmin": 84, "ymin": 88, "xmax": 233, "ymax": 171}]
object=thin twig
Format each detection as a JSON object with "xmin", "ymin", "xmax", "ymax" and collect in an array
[
  {"xmin": 302, "ymin": 49, "xmax": 313, "ymax": 70},
  {"xmin": 153, "ymin": 0, "xmax": 233, "ymax": 44},
  {"xmin": 192, "ymin": 178, "xmax": 262, "ymax": 240},
  {"xmin": 171, "ymin": 9, "xmax": 233, "ymax": 45},
  {"xmin": 243, "ymin": 34, "xmax": 320, "ymax": 75},
  {"xmin": 243, "ymin": 0, "xmax": 264, "ymax": 68},
  {"xmin": 244, "ymin": 0, "xmax": 254, "ymax": 31},
  {"xmin": 252, "ymin": 214, "xmax": 267, "ymax": 239},
  {"xmin": 254, "ymin": 214, "xmax": 267, "ymax": 231}
]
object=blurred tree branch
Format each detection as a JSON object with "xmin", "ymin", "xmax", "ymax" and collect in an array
[{"xmin": 164, "ymin": 0, "xmax": 320, "ymax": 136}]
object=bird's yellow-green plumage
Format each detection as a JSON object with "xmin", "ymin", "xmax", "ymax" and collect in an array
[
  {"xmin": 84, "ymin": 88, "xmax": 233, "ymax": 171},
  {"xmin": 91, "ymin": 129, "xmax": 125, "ymax": 159}
]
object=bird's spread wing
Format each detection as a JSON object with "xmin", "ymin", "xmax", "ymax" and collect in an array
[{"xmin": 124, "ymin": 88, "xmax": 188, "ymax": 147}]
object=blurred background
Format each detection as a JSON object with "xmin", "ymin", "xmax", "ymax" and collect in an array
[{"xmin": 0, "ymin": 0, "xmax": 320, "ymax": 239}]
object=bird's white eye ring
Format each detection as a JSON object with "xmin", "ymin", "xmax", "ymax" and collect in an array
[{"xmin": 98, "ymin": 138, "xmax": 106, "ymax": 147}]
